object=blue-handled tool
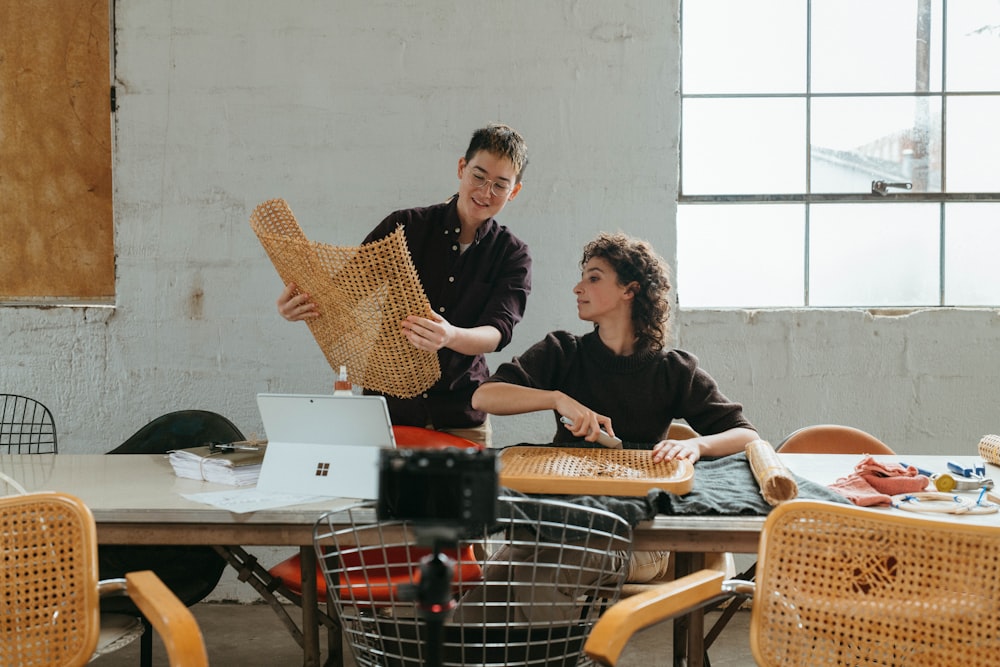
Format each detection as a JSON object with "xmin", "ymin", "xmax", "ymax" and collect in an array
[
  {"xmin": 899, "ymin": 461, "xmax": 935, "ymax": 477},
  {"xmin": 947, "ymin": 460, "xmax": 974, "ymax": 478},
  {"xmin": 975, "ymin": 460, "xmax": 987, "ymax": 478}
]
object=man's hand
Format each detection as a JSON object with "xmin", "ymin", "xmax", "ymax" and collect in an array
[
  {"xmin": 277, "ymin": 283, "xmax": 319, "ymax": 321},
  {"xmin": 400, "ymin": 312, "xmax": 455, "ymax": 352}
]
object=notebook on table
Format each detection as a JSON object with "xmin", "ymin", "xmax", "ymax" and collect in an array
[{"xmin": 254, "ymin": 393, "xmax": 396, "ymax": 500}]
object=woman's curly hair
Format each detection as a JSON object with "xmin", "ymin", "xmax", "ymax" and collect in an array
[{"xmin": 581, "ymin": 232, "xmax": 672, "ymax": 352}]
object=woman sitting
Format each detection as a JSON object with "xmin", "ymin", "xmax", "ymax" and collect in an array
[{"xmin": 465, "ymin": 232, "xmax": 757, "ymax": 619}]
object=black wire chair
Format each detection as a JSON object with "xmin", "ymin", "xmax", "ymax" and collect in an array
[
  {"xmin": 100, "ymin": 409, "xmax": 243, "ymax": 667},
  {"xmin": 0, "ymin": 394, "xmax": 58, "ymax": 454},
  {"xmin": 0, "ymin": 393, "xmax": 152, "ymax": 660}
]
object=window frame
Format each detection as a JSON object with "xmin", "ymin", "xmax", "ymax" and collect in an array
[{"xmin": 677, "ymin": 0, "xmax": 1000, "ymax": 308}]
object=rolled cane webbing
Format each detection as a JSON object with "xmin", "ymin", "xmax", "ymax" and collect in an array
[
  {"xmin": 498, "ymin": 446, "xmax": 694, "ymax": 496},
  {"xmin": 746, "ymin": 439, "xmax": 798, "ymax": 505},
  {"xmin": 978, "ymin": 434, "xmax": 1000, "ymax": 466},
  {"xmin": 250, "ymin": 199, "xmax": 440, "ymax": 398}
]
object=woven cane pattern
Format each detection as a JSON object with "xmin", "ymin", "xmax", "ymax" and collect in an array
[
  {"xmin": 250, "ymin": 199, "xmax": 440, "ymax": 398},
  {"xmin": 978, "ymin": 434, "xmax": 1000, "ymax": 466},
  {"xmin": 754, "ymin": 500, "xmax": 1000, "ymax": 665},
  {"xmin": 499, "ymin": 446, "xmax": 694, "ymax": 496},
  {"xmin": 0, "ymin": 492, "xmax": 98, "ymax": 666},
  {"xmin": 746, "ymin": 439, "xmax": 798, "ymax": 505}
]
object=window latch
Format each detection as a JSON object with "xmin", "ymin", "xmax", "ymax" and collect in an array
[{"xmin": 871, "ymin": 180, "xmax": 912, "ymax": 196}]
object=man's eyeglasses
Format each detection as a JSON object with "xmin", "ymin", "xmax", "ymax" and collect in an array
[{"xmin": 467, "ymin": 170, "xmax": 513, "ymax": 199}]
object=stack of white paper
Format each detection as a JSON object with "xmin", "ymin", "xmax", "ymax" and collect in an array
[{"xmin": 168, "ymin": 444, "xmax": 265, "ymax": 487}]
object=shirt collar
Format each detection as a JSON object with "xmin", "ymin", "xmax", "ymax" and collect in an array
[{"xmin": 443, "ymin": 195, "xmax": 496, "ymax": 246}]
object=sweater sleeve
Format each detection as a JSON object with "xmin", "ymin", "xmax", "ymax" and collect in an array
[
  {"xmin": 670, "ymin": 350, "xmax": 756, "ymax": 436},
  {"xmin": 484, "ymin": 331, "xmax": 578, "ymax": 390}
]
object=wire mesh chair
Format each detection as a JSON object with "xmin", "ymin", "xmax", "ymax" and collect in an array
[
  {"xmin": 0, "ymin": 394, "xmax": 57, "ymax": 454},
  {"xmin": 316, "ymin": 495, "xmax": 633, "ymax": 667}
]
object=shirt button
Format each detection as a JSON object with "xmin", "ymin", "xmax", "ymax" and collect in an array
[
  {"xmin": 454, "ymin": 228, "xmax": 460, "ymax": 234},
  {"xmin": 448, "ymin": 276, "xmax": 455, "ymax": 283},
  {"xmin": 451, "ymin": 245, "xmax": 458, "ymax": 251},
  {"xmin": 422, "ymin": 393, "xmax": 428, "ymax": 398},
  {"xmin": 438, "ymin": 306, "xmax": 445, "ymax": 313}
]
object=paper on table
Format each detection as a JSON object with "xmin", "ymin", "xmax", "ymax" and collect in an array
[
  {"xmin": 181, "ymin": 488, "xmax": 333, "ymax": 514},
  {"xmin": 169, "ymin": 444, "xmax": 266, "ymax": 487}
]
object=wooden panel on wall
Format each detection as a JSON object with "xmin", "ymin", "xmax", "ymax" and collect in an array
[{"xmin": 0, "ymin": 1, "xmax": 113, "ymax": 301}]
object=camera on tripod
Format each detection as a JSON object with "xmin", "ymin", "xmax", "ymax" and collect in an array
[{"xmin": 376, "ymin": 446, "xmax": 498, "ymax": 541}]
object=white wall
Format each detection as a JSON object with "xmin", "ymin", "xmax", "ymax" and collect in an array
[{"xmin": 2, "ymin": 1, "xmax": 998, "ymax": 601}]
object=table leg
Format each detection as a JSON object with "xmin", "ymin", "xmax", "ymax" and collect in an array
[
  {"xmin": 300, "ymin": 545, "xmax": 320, "ymax": 667},
  {"xmin": 672, "ymin": 552, "xmax": 706, "ymax": 667},
  {"xmin": 323, "ymin": 594, "xmax": 343, "ymax": 667}
]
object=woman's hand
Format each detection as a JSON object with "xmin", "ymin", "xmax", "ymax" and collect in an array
[
  {"xmin": 651, "ymin": 427, "xmax": 758, "ymax": 464},
  {"xmin": 277, "ymin": 283, "xmax": 318, "ymax": 321},
  {"xmin": 554, "ymin": 394, "xmax": 616, "ymax": 445},
  {"xmin": 651, "ymin": 438, "xmax": 702, "ymax": 464}
]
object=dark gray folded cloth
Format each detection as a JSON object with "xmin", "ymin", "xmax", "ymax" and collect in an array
[{"xmin": 498, "ymin": 449, "xmax": 849, "ymax": 537}]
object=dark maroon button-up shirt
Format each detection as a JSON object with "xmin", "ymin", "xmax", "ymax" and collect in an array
[{"xmin": 362, "ymin": 196, "xmax": 531, "ymax": 428}]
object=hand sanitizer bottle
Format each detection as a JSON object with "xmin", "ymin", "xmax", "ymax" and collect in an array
[{"xmin": 334, "ymin": 365, "xmax": 352, "ymax": 396}]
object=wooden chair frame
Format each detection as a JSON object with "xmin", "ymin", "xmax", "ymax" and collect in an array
[{"xmin": 587, "ymin": 498, "xmax": 1000, "ymax": 666}]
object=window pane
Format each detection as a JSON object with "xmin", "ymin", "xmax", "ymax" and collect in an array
[
  {"xmin": 945, "ymin": 203, "xmax": 1000, "ymax": 305},
  {"xmin": 810, "ymin": 204, "xmax": 939, "ymax": 306},
  {"xmin": 947, "ymin": 0, "xmax": 1000, "ymax": 91},
  {"xmin": 812, "ymin": 0, "xmax": 942, "ymax": 93},
  {"xmin": 682, "ymin": 0, "xmax": 806, "ymax": 94},
  {"xmin": 682, "ymin": 98, "xmax": 805, "ymax": 195},
  {"xmin": 811, "ymin": 96, "xmax": 941, "ymax": 193},
  {"xmin": 677, "ymin": 205, "xmax": 805, "ymax": 308},
  {"xmin": 946, "ymin": 95, "xmax": 1000, "ymax": 192}
]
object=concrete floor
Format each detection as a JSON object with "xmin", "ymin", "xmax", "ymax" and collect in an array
[{"xmin": 91, "ymin": 602, "xmax": 757, "ymax": 666}]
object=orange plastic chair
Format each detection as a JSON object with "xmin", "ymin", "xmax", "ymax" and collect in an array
[
  {"xmin": 666, "ymin": 421, "xmax": 698, "ymax": 441},
  {"xmin": 777, "ymin": 424, "xmax": 896, "ymax": 454}
]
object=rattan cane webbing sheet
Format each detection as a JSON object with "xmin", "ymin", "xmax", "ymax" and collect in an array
[
  {"xmin": 978, "ymin": 434, "xmax": 1000, "ymax": 466},
  {"xmin": 746, "ymin": 438, "xmax": 798, "ymax": 505},
  {"xmin": 499, "ymin": 446, "xmax": 694, "ymax": 496},
  {"xmin": 250, "ymin": 199, "xmax": 440, "ymax": 398},
  {"xmin": 754, "ymin": 500, "xmax": 1000, "ymax": 665},
  {"xmin": 0, "ymin": 492, "xmax": 99, "ymax": 666}
]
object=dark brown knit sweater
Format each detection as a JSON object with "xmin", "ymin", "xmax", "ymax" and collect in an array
[{"xmin": 485, "ymin": 330, "xmax": 755, "ymax": 447}]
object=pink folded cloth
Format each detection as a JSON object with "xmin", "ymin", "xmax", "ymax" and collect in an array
[{"xmin": 829, "ymin": 456, "xmax": 930, "ymax": 506}]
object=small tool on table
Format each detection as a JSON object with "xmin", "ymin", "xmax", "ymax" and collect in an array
[
  {"xmin": 208, "ymin": 439, "xmax": 266, "ymax": 453},
  {"xmin": 931, "ymin": 460, "xmax": 994, "ymax": 493}
]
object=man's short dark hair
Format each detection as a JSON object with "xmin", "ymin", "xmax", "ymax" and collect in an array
[{"xmin": 465, "ymin": 123, "xmax": 528, "ymax": 182}]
